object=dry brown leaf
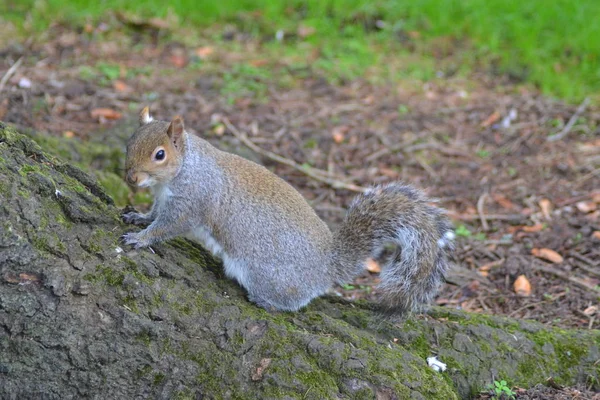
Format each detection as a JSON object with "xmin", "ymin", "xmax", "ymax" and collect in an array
[
  {"xmin": 249, "ymin": 59, "xmax": 269, "ymax": 67},
  {"xmin": 251, "ymin": 358, "xmax": 272, "ymax": 381},
  {"xmin": 213, "ymin": 124, "xmax": 225, "ymax": 136},
  {"xmin": 91, "ymin": 108, "xmax": 122, "ymax": 120},
  {"xmin": 379, "ymin": 168, "xmax": 399, "ymax": 178},
  {"xmin": 522, "ymin": 224, "xmax": 545, "ymax": 233},
  {"xmin": 366, "ymin": 258, "xmax": 381, "ymax": 273},
  {"xmin": 331, "ymin": 125, "xmax": 349, "ymax": 144},
  {"xmin": 592, "ymin": 231, "xmax": 600, "ymax": 240},
  {"xmin": 592, "ymin": 192, "xmax": 600, "ymax": 204},
  {"xmin": 583, "ymin": 305, "xmax": 598, "ymax": 316},
  {"xmin": 113, "ymin": 80, "xmax": 132, "ymax": 93},
  {"xmin": 481, "ymin": 111, "xmax": 501, "ymax": 128},
  {"xmin": 297, "ymin": 25, "xmax": 316, "ymax": 38},
  {"xmin": 3, "ymin": 272, "xmax": 20, "ymax": 284},
  {"xmin": 514, "ymin": 274, "xmax": 532, "ymax": 296},
  {"xmin": 63, "ymin": 131, "xmax": 75, "ymax": 138},
  {"xmin": 576, "ymin": 201, "xmax": 597, "ymax": 213},
  {"xmin": 478, "ymin": 258, "xmax": 505, "ymax": 272},
  {"xmin": 586, "ymin": 211, "xmax": 600, "ymax": 222},
  {"xmin": 195, "ymin": 46, "xmax": 214, "ymax": 58},
  {"xmin": 539, "ymin": 198, "xmax": 552, "ymax": 220},
  {"xmin": 19, "ymin": 272, "xmax": 40, "ymax": 282},
  {"xmin": 169, "ymin": 54, "xmax": 187, "ymax": 68},
  {"xmin": 492, "ymin": 193, "xmax": 516, "ymax": 210},
  {"xmin": 531, "ymin": 248, "xmax": 564, "ymax": 264}
]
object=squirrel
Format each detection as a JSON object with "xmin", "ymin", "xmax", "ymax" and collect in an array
[{"xmin": 122, "ymin": 107, "xmax": 455, "ymax": 313}]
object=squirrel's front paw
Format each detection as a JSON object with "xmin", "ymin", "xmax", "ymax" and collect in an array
[
  {"xmin": 123, "ymin": 211, "xmax": 149, "ymax": 226},
  {"xmin": 121, "ymin": 232, "xmax": 150, "ymax": 249}
]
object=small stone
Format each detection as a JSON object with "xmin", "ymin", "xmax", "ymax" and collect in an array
[{"xmin": 72, "ymin": 280, "xmax": 91, "ymax": 296}]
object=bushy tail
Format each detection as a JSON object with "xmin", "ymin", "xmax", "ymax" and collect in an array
[{"xmin": 331, "ymin": 183, "xmax": 454, "ymax": 313}]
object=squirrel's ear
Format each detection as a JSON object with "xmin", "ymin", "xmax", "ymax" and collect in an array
[
  {"xmin": 167, "ymin": 116, "xmax": 185, "ymax": 148},
  {"xmin": 139, "ymin": 106, "xmax": 153, "ymax": 125}
]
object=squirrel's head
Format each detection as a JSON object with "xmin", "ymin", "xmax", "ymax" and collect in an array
[{"xmin": 124, "ymin": 107, "xmax": 185, "ymax": 187}]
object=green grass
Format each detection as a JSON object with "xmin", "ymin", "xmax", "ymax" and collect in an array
[{"xmin": 1, "ymin": 0, "xmax": 599, "ymax": 101}]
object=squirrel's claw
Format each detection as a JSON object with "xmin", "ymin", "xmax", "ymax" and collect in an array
[
  {"xmin": 123, "ymin": 211, "xmax": 148, "ymax": 226},
  {"xmin": 121, "ymin": 232, "xmax": 149, "ymax": 249}
]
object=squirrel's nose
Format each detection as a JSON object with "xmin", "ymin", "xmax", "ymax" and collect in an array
[{"xmin": 126, "ymin": 171, "xmax": 138, "ymax": 185}]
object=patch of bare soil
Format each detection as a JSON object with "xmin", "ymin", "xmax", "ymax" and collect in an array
[{"xmin": 1, "ymin": 22, "xmax": 598, "ymax": 334}]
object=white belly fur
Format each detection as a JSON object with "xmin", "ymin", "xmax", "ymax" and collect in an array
[{"xmin": 188, "ymin": 226, "xmax": 249, "ymax": 288}]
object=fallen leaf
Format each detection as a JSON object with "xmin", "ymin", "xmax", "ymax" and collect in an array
[
  {"xmin": 407, "ymin": 31, "xmax": 421, "ymax": 39},
  {"xmin": 480, "ymin": 111, "xmax": 501, "ymax": 128},
  {"xmin": 365, "ymin": 258, "xmax": 381, "ymax": 273},
  {"xmin": 297, "ymin": 25, "xmax": 316, "ymax": 38},
  {"xmin": 251, "ymin": 358, "xmax": 272, "ymax": 381},
  {"xmin": 586, "ymin": 211, "xmax": 600, "ymax": 222},
  {"xmin": 592, "ymin": 192, "xmax": 600, "ymax": 203},
  {"xmin": 522, "ymin": 224, "xmax": 545, "ymax": 233},
  {"xmin": 63, "ymin": 131, "xmax": 75, "ymax": 138},
  {"xmin": 113, "ymin": 80, "xmax": 132, "ymax": 93},
  {"xmin": 583, "ymin": 305, "xmax": 597, "ymax": 316},
  {"xmin": 195, "ymin": 46, "xmax": 214, "ymax": 58},
  {"xmin": 332, "ymin": 126, "xmax": 349, "ymax": 144},
  {"xmin": 91, "ymin": 108, "xmax": 122, "ymax": 120},
  {"xmin": 492, "ymin": 193, "xmax": 516, "ymax": 210},
  {"xmin": 531, "ymin": 248, "xmax": 564, "ymax": 263},
  {"xmin": 169, "ymin": 54, "xmax": 187, "ymax": 68},
  {"xmin": 592, "ymin": 231, "xmax": 600, "ymax": 240},
  {"xmin": 213, "ymin": 123, "xmax": 225, "ymax": 136},
  {"xmin": 478, "ymin": 258, "xmax": 505, "ymax": 272},
  {"xmin": 379, "ymin": 168, "xmax": 399, "ymax": 178},
  {"xmin": 249, "ymin": 59, "xmax": 268, "ymax": 67},
  {"xmin": 19, "ymin": 273, "xmax": 40, "ymax": 282},
  {"xmin": 538, "ymin": 198, "xmax": 552, "ymax": 220},
  {"xmin": 576, "ymin": 201, "xmax": 597, "ymax": 213},
  {"xmin": 3, "ymin": 272, "xmax": 20, "ymax": 284},
  {"xmin": 514, "ymin": 275, "xmax": 532, "ymax": 296},
  {"xmin": 509, "ymin": 224, "xmax": 545, "ymax": 234}
]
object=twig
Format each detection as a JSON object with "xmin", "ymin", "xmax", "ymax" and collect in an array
[
  {"xmin": 532, "ymin": 262, "xmax": 600, "ymax": 293},
  {"xmin": 222, "ymin": 118, "xmax": 367, "ymax": 193},
  {"xmin": 366, "ymin": 140, "xmax": 470, "ymax": 163},
  {"xmin": 547, "ymin": 97, "xmax": 590, "ymax": 142},
  {"xmin": 448, "ymin": 212, "xmax": 526, "ymax": 222},
  {"xmin": 574, "ymin": 167, "xmax": 600, "ymax": 188},
  {"xmin": 476, "ymin": 192, "xmax": 490, "ymax": 231},
  {"xmin": 0, "ymin": 57, "xmax": 23, "ymax": 95}
]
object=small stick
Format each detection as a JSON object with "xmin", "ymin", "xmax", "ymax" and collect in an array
[
  {"xmin": 547, "ymin": 97, "xmax": 590, "ymax": 142},
  {"xmin": 476, "ymin": 192, "xmax": 490, "ymax": 231},
  {"xmin": 222, "ymin": 118, "xmax": 367, "ymax": 193},
  {"xmin": 532, "ymin": 262, "xmax": 600, "ymax": 293},
  {"xmin": 0, "ymin": 57, "xmax": 23, "ymax": 94},
  {"xmin": 448, "ymin": 212, "xmax": 525, "ymax": 222}
]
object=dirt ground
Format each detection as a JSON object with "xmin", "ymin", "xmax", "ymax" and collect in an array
[{"xmin": 1, "ymin": 21, "xmax": 599, "ymax": 398}]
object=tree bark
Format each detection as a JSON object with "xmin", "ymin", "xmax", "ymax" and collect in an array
[{"xmin": 0, "ymin": 122, "xmax": 598, "ymax": 400}]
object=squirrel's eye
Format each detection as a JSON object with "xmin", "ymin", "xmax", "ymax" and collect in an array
[{"xmin": 155, "ymin": 150, "xmax": 165, "ymax": 161}]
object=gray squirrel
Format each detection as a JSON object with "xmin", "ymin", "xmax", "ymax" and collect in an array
[{"xmin": 122, "ymin": 108, "xmax": 455, "ymax": 312}]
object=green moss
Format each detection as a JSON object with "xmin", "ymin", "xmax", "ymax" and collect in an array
[
  {"xmin": 96, "ymin": 171, "xmax": 130, "ymax": 207},
  {"xmin": 0, "ymin": 180, "xmax": 9, "ymax": 197},
  {"xmin": 136, "ymin": 332, "xmax": 152, "ymax": 347},
  {"xmin": 153, "ymin": 372, "xmax": 166, "ymax": 386},
  {"xmin": 134, "ymin": 364, "xmax": 153, "ymax": 380},
  {"xmin": 17, "ymin": 188, "xmax": 30, "ymax": 199},
  {"xmin": 19, "ymin": 163, "xmax": 39, "ymax": 177},
  {"xmin": 88, "ymin": 265, "xmax": 125, "ymax": 286}
]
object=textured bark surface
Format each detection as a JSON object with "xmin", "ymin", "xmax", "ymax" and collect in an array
[{"xmin": 0, "ymin": 122, "xmax": 598, "ymax": 400}]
